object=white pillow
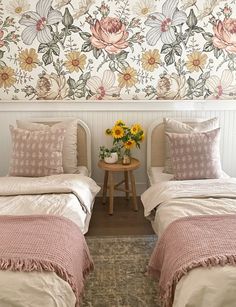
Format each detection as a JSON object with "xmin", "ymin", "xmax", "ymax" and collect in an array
[
  {"xmin": 163, "ymin": 117, "xmax": 219, "ymax": 174},
  {"xmin": 16, "ymin": 119, "xmax": 78, "ymax": 174}
]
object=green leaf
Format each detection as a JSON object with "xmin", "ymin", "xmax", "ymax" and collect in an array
[
  {"xmin": 0, "ymin": 50, "xmax": 4, "ymax": 59},
  {"xmin": 161, "ymin": 44, "xmax": 172, "ymax": 54},
  {"xmin": 67, "ymin": 77, "xmax": 76, "ymax": 89},
  {"xmin": 62, "ymin": 8, "xmax": 73, "ymax": 27},
  {"xmin": 214, "ymin": 48, "xmax": 223, "ymax": 59},
  {"xmin": 192, "ymin": 26, "xmax": 204, "ymax": 33},
  {"xmin": 116, "ymin": 50, "xmax": 128, "ymax": 61},
  {"xmin": 202, "ymin": 32, "xmax": 213, "ymax": 41},
  {"xmin": 187, "ymin": 9, "xmax": 197, "ymax": 28},
  {"xmin": 79, "ymin": 32, "xmax": 92, "ymax": 40},
  {"xmin": 93, "ymin": 48, "xmax": 102, "ymax": 59},
  {"xmin": 187, "ymin": 76, "xmax": 195, "ymax": 88},
  {"xmin": 83, "ymin": 72, "xmax": 91, "ymax": 80},
  {"xmin": 42, "ymin": 50, "xmax": 53, "ymax": 65},
  {"xmin": 203, "ymin": 41, "xmax": 214, "ymax": 52},
  {"xmin": 75, "ymin": 90, "xmax": 85, "ymax": 98},
  {"xmin": 164, "ymin": 52, "xmax": 175, "ymax": 65},
  {"xmin": 201, "ymin": 71, "xmax": 210, "ymax": 80},
  {"xmin": 109, "ymin": 61, "xmax": 116, "ymax": 72},
  {"xmin": 69, "ymin": 25, "xmax": 81, "ymax": 33},
  {"xmin": 174, "ymin": 45, "xmax": 182, "ymax": 56},
  {"xmin": 81, "ymin": 41, "xmax": 93, "ymax": 52},
  {"xmin": 38, "ymin": 43, "xmax": 49, "ymax": 53},
  {"xmin": 119, "ymin": 61, "xmax": 129, "ymax": 69},
  {"xmin": 51, "ymin": 44, "xmax": 60, "ymax": 56}
]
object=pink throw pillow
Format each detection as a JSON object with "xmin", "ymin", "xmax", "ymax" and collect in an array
[
  {"xmin": 166, "ymin": 128, "xmax": 222, "ymax": 180},
  {"xmin": 9, "ymin": 126, "xmax": 65, "ymax": 177}
]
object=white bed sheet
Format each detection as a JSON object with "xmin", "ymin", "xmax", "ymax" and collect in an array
[
  {"xmin": 142, "ymin": 179, "xmax": 236, "ymax": 307},
  {"xmin": 0, "ymin": 173, "xmax": 100, "ymax": 307}
]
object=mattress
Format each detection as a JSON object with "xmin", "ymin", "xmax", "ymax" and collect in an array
[{"xmin": 148, "ymin": 167, "xmax": 230, "ymax": 186}]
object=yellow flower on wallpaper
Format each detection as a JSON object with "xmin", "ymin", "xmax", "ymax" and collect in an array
[
  {"xmin": 132, "ymin": 0, "xmax": 156, "ymax": 17},
  {"xmin": 118, "ymin": 67, "xmax": 138, "ymax": 88},
  {"xmin": 186, "ymin": 51, "xmax": 207, "ymax": 72},
  {"xmin": 6, "ymin": 0, "xmax": 30, "ymax": 16},
  {"xmin": 0, "ymin": 66, "xmax": 16, "ymax": 88},
  {"xmin": 19, "ymin": 48, "xmax": 38, "ymax": 72},
  {"xmin": 141, "ymin": 49, "xmax": 160, "ymax": 72},
  {"xmin": 111, "ymin": 125, "xmax": 124, "ymax": 139},
  {"xmin": 64, "ymin": 51, "xmax": 87, "ymax": 72}
]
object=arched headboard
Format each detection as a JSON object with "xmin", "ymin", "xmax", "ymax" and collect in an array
[{"xmin": 147, "ymin": 119, "xmax": 165, "ymax": 172}]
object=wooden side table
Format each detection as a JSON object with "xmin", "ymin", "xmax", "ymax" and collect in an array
[{"xmin": 98, "ymin": 158, "xmax": 140, "ymax": 215}]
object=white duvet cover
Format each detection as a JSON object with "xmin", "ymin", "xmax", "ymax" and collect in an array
[
  {"xmin": 0, "ymin": 174, "xmax": 100, "ymax": 307},
  {"xmin": 141, "ymin": 178, "xmax": 236, "ymax": 307}
]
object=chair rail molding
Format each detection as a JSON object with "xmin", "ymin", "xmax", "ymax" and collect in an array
[{"xmin": 1, "ymin": 100, "xmax": 236, "ymax": 112}]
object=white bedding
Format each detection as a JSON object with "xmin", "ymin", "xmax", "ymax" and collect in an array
[
  {"xmin": 0, "ymin": 173, "xmax": 100, "ymax": 307},
  {"xmin": 141, "ymin": 178, "xmax": 236, "ymax": 307}
]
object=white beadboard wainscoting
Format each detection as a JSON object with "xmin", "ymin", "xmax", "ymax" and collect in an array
[{"xmin": 1, "ymin": 101, "xmax": 236, "ymax": 195}]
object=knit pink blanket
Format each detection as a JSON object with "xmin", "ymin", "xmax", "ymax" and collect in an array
[
  {"xmin": 0, "ymin": 215, "xmax": 93, "ymax": 306},
  {"xmin": 148, "ymin": 214, "xmax": 236, "ymax": 307}
]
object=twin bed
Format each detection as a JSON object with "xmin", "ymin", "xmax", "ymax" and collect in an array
[
  {"xmin": 0, "ymin": 118, "xmax": 100, "ymax": 307},
  {"xmin": 142, "ymin": 119, "xmax": 236, "ymax": 307}
]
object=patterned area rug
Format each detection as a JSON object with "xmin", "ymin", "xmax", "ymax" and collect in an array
[{"xmin": 81, "ymin": 235, "xmax": 160, "ymax": 307}]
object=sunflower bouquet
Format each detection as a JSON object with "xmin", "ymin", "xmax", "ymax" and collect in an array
[{"xmin": 105, "ymin": 120, "xmax": 144, "ymax": 157}]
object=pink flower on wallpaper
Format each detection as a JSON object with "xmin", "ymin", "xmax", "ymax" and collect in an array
[
  {"xmin": 90, "ymin": 17, "xmax": 129, "ymax": 54},
  {"xmin": 87, "ymin": 70, "xmax": 120, "ymax": 100},
  {"xmin": 213, "ymin": 18, "xmax": 236, "ymax": 53},
  {"xmin": 205, "ymin": 69, "xmax": 235, "ymax": 99},
  {"xmin": 19, "ymin": 0, "xmax": 62, "ymax": 45},
  {"xmin": 145, "ymin": 0, "xmax": 187, "ymax": 45}
]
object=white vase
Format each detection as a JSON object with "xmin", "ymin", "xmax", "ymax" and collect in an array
[{"xmin": 104, "ymin": 152, "xmax": 118, "ymax": 164}]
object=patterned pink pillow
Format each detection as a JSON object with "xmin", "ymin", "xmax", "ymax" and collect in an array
[
  {"xmin": 166, "ymin": 128, "xmax": 222, "ymax": 180},
  {"xmin": 9, "ymin": 126, "xmax": 65, "ymax": 177}
]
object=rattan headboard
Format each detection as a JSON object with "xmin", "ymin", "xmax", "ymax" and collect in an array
[
  {"xmin": 18, "ymin": 118, "xmax": 92, "ymax": 176},
  {"xmin": 147, "ymin": 119, "xmax": 165, "ymax": 171}
]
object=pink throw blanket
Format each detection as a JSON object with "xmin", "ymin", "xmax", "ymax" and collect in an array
[
  {"xmin": 148, "ymin": 214, "xmax": 236, "ymax": 307},
  {"xmin": 0, "ymin": 215, "xmax": 93, "ymax": 306}
]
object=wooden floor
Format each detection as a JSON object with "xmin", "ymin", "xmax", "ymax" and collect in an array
[{"xmin": 86, "ymin": 197, "xmax": 154, "ymax": 236}]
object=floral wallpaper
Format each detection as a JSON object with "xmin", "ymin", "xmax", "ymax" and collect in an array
[{"xmin": 0, "ymin": 0, "xmax": 236, "ymax": 101}]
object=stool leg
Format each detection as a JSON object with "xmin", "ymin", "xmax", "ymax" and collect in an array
[
  {"xmin": 102, "ymin": 170, "xmax": 109, "ymax": 204},
  {"xmin": 124, "ymin": 171, "xmax": 129, "ymax": 200},
  {"xmin": 129, "ymin": 170, "xmax": 138, "ymax": 211},
  {"xmin": 108, "ymin": 172, "xmax": 114, "ymax": 215}
]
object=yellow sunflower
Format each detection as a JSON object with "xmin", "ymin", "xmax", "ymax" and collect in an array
[
  {"xmin": 131, "ymin": 123, "xmax": 142, "ymax": 135},
  {"xmin": 19, "ymin": 48, "xmax": 38, "ymax": 72},
  {"xmin": 118, "ymin": 67, "xmax": 138, "ymax": 88},
  {"xmin": 0, "ymin": 66, "xmax": 16, "ymax": 88},
  {"xmin": 186, "ymin": 51, "xmax": 207, "ymax": 72},
  {"xmin": 111, "ymin": 125, "xmax": 124, "ymax": 139},
  {"xmin": 141, "ymin": 49, "xmax": 160, "ymax": 72},
  {"xmin": 124, "ymin": 139, "xmax": 135, "ymax": 149},
  {"xmin": 105, "ymin": 128, "xmax": 112, "ymax": 135},
  {"xmin": 64, "ymin": 51, "xmax": 87, "ymax": 72},
  {"xmin": 115, "ymin": 119, "xmax": 125, "ymax": 126}
]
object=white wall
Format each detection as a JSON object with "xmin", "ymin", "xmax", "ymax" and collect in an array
[{"xmin": 1, "ymin": 101, "xmax": 236, "ymax": 195}]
